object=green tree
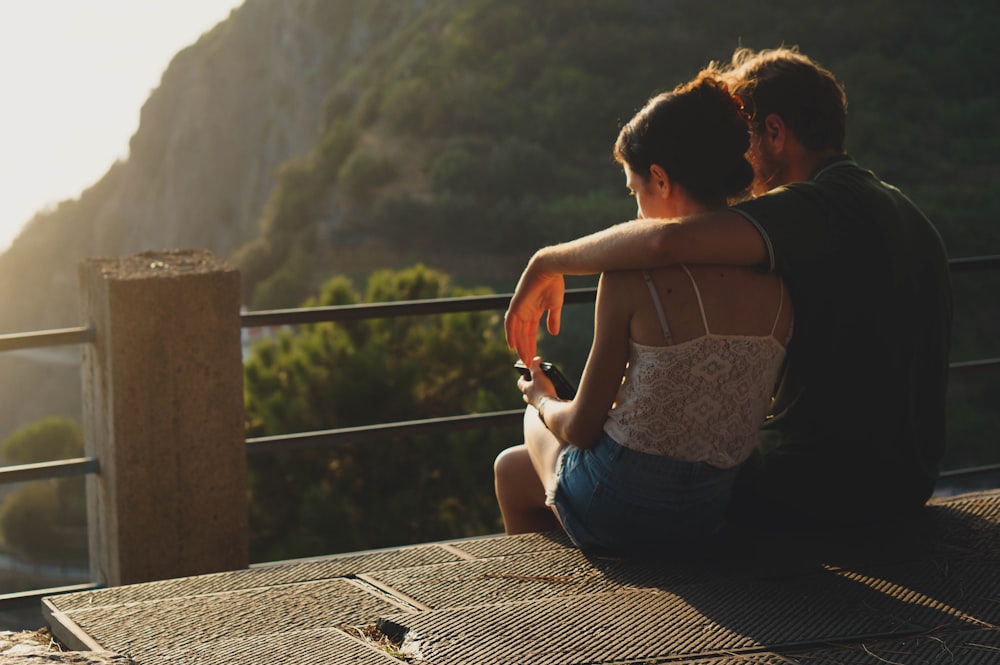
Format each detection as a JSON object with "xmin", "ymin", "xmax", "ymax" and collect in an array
[
  {"xmin": 0, "ymin": 417, "xmax": 87, "ymax": 563},
  {"xmin": 244, "ymin": 265, "xmax": 522, "ymax": 561},
  {"xmin": 337, "ymin": 149, "xmax": 397, "ymax": 205},
  {"xmin": 1, "ymin": 416, "xmax": 82, "ymax": 464}
]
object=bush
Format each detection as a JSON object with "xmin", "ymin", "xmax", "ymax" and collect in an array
[
  {"xmin": 428, "ymin": 140, "xmax": 487, "ymax": 196},
  {"xmin": 369, "ymin": 192, "xmax": 433, "ymax": 248},
  {"xmin": 244, "ymin": 265, "xmax": 519, "ymax": 560},
  {"xmin": 0, "ymin": 417, "xmax": 87, "ymax": 563},
  {"xmin": 0, "ymin": 484, "xmax": 57, "ymax": 556},
  {"xmin": 337, "ymin": 150, "xmax": 397, "ymax": 204},
  {"xmin": 2, "ymin": 416, "xmax": 83, "ymax": 463}
]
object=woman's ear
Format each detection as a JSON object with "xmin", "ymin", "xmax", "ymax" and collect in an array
[{"xmin": 648, "ymin": 164, "xmax": 671, "ymax": 199}]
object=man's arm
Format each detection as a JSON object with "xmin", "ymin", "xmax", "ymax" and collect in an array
[{"xmin": 504, "ymin": 209, "xmax": 767, "ymax": 362}]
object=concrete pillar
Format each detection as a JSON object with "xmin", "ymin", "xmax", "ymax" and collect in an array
[{"xmin": 79, "ymin": 249, "xmax": 248, "ymax": 587}]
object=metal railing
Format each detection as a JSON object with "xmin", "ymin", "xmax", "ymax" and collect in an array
[
  {"xmin": 0, "ymin": 326, "xmax": 101, "ymax": 494},
  {"xmin": 0, "ymin": 324, "xmax": 103, "ymax": 608},
  {"xmin": 2, "ymin": 255, "xmax": 998, "ymax": 482},
  {"xmin": 946, "ymin": 254, "xmax": 1000, "ymax": 273},
  {"xmin": 239, "ymin": 286, "xmax": 601, "ymax": 327},
  {"xmin": 242, "ymin": 255, "xmax": 1000, "ymax": 461},
  {"xmin": 0, "ymin": 326, "xmax": 94, "ymax": 353},
  {"xmin": 0, "ymin": 254, "xmax": 997, "ymax": 611},
  {"xmin": 0, "ymin": 457, "xmax": 99, "ymax": 484}
]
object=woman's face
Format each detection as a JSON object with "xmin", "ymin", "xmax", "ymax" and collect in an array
[{"xmin": 624, "ymin": 165, "xmax": 669, "ymax": 219}]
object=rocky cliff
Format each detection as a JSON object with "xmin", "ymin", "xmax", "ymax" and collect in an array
[{"xmin": 0, "ymin": 0, "xmax": 361, "ymax": 434}]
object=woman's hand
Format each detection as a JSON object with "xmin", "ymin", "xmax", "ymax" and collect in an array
[
  {"xmin": 505, "ymin": 258, "xmax": 565, "ymax": 364},
  {"xmin": 517, "ymin": 356, "xmax": 558, "ymax": 409}
]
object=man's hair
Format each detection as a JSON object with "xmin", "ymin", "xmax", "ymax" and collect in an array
[{"xmin": 719, "ymin": 47, "xmax": 847, "ymax": 153}]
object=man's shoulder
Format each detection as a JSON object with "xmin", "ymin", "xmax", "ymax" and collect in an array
[
  {"xmin": 810, "ymin": 157, "xmax": 911, "ymax": 202},
  {"xmin": 738, "ymin": 159, "xmax": 916, "ymax": 219},
  {"xmin": 731, "ymin": 181, "xmax": 824, "ymax": 225}
]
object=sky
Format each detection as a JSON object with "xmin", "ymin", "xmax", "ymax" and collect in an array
[{"xmin": 0, "ymin": 0, "xmax": 245, "ymax": 253}]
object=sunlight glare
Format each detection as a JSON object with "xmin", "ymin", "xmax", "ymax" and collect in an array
[{"xmin": 0, "ymin": 0, "xmax": 243, "ymax": 252}]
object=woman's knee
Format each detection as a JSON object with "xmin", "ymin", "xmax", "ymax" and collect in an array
[{"xmin": 494, "ymin": 445, "xmax": 530, "ymax": 484}]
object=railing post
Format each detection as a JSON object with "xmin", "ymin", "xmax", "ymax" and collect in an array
[{"xmin": 79, "ymin": 249, "xmax": 248, "ymax": 587}]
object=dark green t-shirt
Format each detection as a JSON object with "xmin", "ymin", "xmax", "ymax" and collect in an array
[{"xmin": 731, "ymin": 156, "xmax": 952, "ymax": 519}]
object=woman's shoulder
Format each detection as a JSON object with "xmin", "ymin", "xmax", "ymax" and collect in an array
[
  {"xmin": 603, "ymin": 265, "xmax": 690, "ymax": 286},
  {"xmin": 682, "ymin": 264, "xmax": 775, "ymax": 281},
  {"xmin": 600, "ymin": 266, "xmax": 694, "ymax": 300},
  {"xmin": 682, "ymin": 264, "xmax": 785, "ymax": 295},
  {"xmin": 600, "ymin": 269, "xmax": 644, "ymax": 290}
]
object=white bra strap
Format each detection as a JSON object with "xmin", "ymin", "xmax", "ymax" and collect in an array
[
  {"xmin": 680, "ymin": 264, "xmax": 710, "ymax": 334},
  {"xmin": 642, "ymin": 271, "xmax": 674, "ymax": 345}
]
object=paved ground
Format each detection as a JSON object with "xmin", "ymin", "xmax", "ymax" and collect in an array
[{"xmin": 42, "ymin": 490, "xmax": 1000, "ymax": 664}]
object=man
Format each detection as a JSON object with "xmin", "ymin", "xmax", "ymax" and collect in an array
[{"xmin": 505, "ymin": 47, "xmax": 952, "ymax": 527}]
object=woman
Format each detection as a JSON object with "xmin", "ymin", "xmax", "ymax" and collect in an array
[{"xmin": 493, "ymin": 73, "xmax": 793, "ymax": 552}]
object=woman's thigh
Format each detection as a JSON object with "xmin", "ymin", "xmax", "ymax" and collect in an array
[{"xmin": 522, "ymin": 406, "xmax": 566, "ymax": 494}]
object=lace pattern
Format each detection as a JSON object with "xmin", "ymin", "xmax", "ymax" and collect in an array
[{"xmin": 603, "ymin": 334, "xmax": 786, "ymax": 469}]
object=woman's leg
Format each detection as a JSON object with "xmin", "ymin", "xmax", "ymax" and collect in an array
[
  {"xmin": 522, "ymin": 405, "xmax": 565, "ymax": 491},
  {"xmin": 493, "ymin": 407, "xmax": 564, "ymax": 534}
]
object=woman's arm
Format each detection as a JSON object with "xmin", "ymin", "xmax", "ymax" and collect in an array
[
  {"xmin": 521, "ymin": 272, "xmax": 633, "ymax": 449},
  {"xmin": 505, "ymin": 209, "xmax": 766, "ymax": 363}
]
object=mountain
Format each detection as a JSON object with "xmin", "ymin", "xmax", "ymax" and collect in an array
[
  {"xmin": 0, "ymin": 0, "xmax": 996, "ymax": 439},
  {"xmin": 0, "ymin": 0, "xmax": 424, "ymax": 432}
]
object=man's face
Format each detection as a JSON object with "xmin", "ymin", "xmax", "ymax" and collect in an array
[{"xmin": 746, "ymin": 126, "xmax": 787, "ymax": 196}]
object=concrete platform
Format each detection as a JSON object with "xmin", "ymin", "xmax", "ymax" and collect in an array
[{"xmin": 43, "ymin": 490, "xmax": 1000, "ymax": 664}]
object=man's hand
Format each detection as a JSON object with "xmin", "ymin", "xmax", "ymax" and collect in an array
[{"xmin": 504, "ymin": 259, "xmax": 565, "ymax": 364}]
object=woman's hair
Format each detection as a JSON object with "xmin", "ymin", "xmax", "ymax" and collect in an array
[{"xmin": 614, "ymin": 72, "xmax": 753, "ymax": 205}]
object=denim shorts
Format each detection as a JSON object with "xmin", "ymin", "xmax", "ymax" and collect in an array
[{"xmin": 547, "ymin": 432, "xmax": 740, "ymax": 553}]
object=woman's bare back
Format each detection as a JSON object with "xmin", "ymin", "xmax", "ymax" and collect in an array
[{"xmin": 627, "ymin": 265, "xmax": 792, "ymax": 348}]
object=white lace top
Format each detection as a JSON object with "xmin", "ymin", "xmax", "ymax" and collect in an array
[{"xmin": 603, "ymin": 266, "xmax": 789, "ymax": 469}]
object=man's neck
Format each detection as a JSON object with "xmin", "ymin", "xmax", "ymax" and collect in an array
[{"xmin": 792, "ymin": 148, "xmax": 846, "ymax": 182}]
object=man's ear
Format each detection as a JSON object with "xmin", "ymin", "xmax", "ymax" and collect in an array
[{"xmin": 762, "ymin": 113, "xmax": 786, "ymax": 153}]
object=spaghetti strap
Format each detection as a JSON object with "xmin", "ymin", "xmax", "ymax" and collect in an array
[
  {"xmin": 769, "ymin": 280, "xmax": 784, "ymax": 336},
  {"xmin": 769, "ymin": 279, "xmax": 794, "ymax": 345},
  {"xmin": 680, "ymin": 264, "xmax": 710, "ymax": 334},
  {"xmin": 642, "ymin": 271, "xmax": 674, "ymax": 345}
]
